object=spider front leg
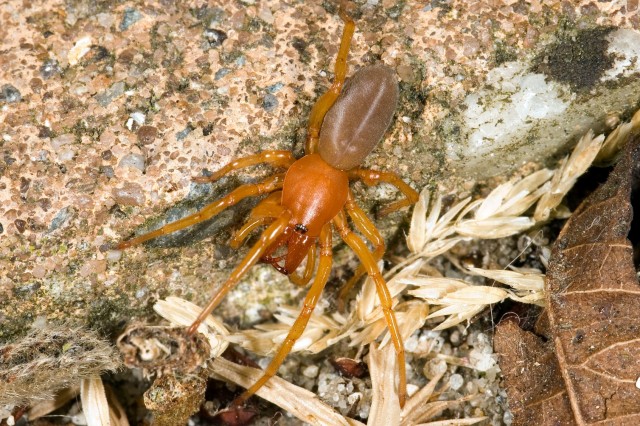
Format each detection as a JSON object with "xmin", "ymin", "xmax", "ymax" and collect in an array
[
  {"xmin": 305, "ymin": 10, "xmax": 355, "ymax": 154},
  {"xmin": 231, "ymin": 224, "xmax": 333, "ymax": 407},
  {"xmin": 333, "ymin": 211, "xmax": 407, "ymax": 408},
  {"xmin": 187, "ymin": 211, "xmax": 292, "ymax": 335},
  {"xmin": 348, "ymin": 169, "xmax": 419, "ymax": 216},
  {"xmin": 116, "ymin": 174, "xmax": 285, "ymax": 250},
  {"xmin": 193, "ymin": 151, "xmax": 295, "ymax": 183}
]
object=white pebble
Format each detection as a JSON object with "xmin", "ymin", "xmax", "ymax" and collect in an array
[
  {"xmin": 71, "ymin": 413, "xmax": 87, "ymax": 425},
  {"xmin": 131, "ymin": 111, "xmax": 146, "ymax": 125},
  {"xmin": 347, "ymin": 392, "xmax": 361, "ymax": 404},
  {"xmin": 303, "ymin": 365, "xmax": 319, "ymax": 378},
  {"xmin": 449, "ymin": 373, "xmax": 464, "ymax": 390},
  {"xmin": 68, "ymin": 36, "xmax": 92, "ymax": 66}
]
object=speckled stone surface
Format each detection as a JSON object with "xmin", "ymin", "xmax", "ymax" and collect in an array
[{"xmin": 0, "ymin": 0, "xmax": 638, "ymax": 374}]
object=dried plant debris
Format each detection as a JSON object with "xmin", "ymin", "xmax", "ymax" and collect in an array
[
  {"xmin": 144, "ymin": 372, "xmax": 208, "ymax": 426},
  {"xmin": 80, "ymin": 376, "xmax": 130, "ymax": 426},
  {"xmin": 0, "ymin": 325, "xmax": 121, "ymax": 407},
  {"xmin": 116, "ymin": 324, "xmax": 211, "ymax": 375},
  {"xmin": 208, "ymin": 357, "xmax": 364, "ymax": 426},
  {"xmin": 153, "ymin": 296, "xmax": 230, "ymax": 357},
  {"xmin": 392, "ymin": 110, "xmax": 640, "ymax": 331},
  {"xmin": 189, "ymin": 112, "xmax": 640, "ymax": 424},
  {"xmin": 495, "ymin": 135, "xmax": 640, "ymax": 425}
]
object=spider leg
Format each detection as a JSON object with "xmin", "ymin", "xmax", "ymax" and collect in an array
[
  {"xmin": 231, "ymin": 224, "xmax": 333, "ymax": 407},
  {"xmin": 187, "ymin": 211, "xmax": 292, "ymax": 335},
  {"xmin": 288, "ymin": 244, "xmax": 316, "ymax": 286},
  {"xmin": 229, "ymin": 192, "xmax": 283, "ymax": 249},
  {"xmin": 348, "ymin": 169, "xmax": 419, "ymax": 216},
  {"xmin": 337, "ymin": 190, "xmax": 385, "ymax": 311},
  {"xmin": 229, "ymin": 192, "xmax": 318, "ymax": 282},
  {"xmin": 193, "ymin": 150, "xmax": 296, "ymax": 183},
  {"xmin": 116, "ymin": 174, "xmax": 285, "ymax": 250},
  {"xmin": 333, "ymin": 210, "xmax": 407, "ymax": 408},
  {"xmin": 305, "ymin": 10, "xmax": 355, "ymax": 154}
]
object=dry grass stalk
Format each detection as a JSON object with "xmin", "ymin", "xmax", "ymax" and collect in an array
[
  {"xmin": 367, "ymin": 342, "xmax": 487, "ymax": 426},
  {"xmin": 27, "ymin": 386, "xmax": 79, "ymax": 420},
  {"xmin": 366, "ymin": 342, "xmax": 401, "ymax": 425},
  {"xmin": 595, "ymin": 108, "xmax": 640, "ymax": 165},
  {"xmin": 80, "ymin": 376, "xmax": 110, "ymax": 426},
  {"xmin": 534, "ymin": 130, "xmax": 604, "ymax": 221},
  {"xmin": 401, "ymin": 267, "xmax": 544, "ymax": 330},
  {"xmin": 208, "ymin": 357, "xmax": 365, "ymax": 426}
]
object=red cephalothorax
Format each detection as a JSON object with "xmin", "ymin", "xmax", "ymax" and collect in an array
[{"xmin": 262, "ymin": 153, "xmax": 349, "ymax": 274}]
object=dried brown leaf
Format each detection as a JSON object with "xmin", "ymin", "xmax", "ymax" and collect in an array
[{"xmin": 496, "ymin": 135, "xmax": 640, "ymax": 425}]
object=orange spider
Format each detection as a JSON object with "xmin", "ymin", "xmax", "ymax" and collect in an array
[{"xmin": 116, "ymin": 10, "xmax": 417, "ymax": 408}]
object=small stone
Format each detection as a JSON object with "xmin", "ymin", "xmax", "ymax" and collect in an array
[
  {"xmin": 137, "ymin": 125, "xmax": 157, "ymax": 145},
  {"xmin": 96, "ymin": 12, "xmax": 115, "ymax": 28},
  {"xmin": 449, "ymin": 373, "xmax": 464, "ymax": 390},
  {"xmin": 31, "ymin": 264, "xmax": 47, "ymax": 279},
  {"xmin": 68, "ymin": 36, "xmax": 92, "ymax": 66},
  {"xmin": 262, "ymin": 93, "xmax": 278, "ymax": 112},
  {"xmin": 113, "ymin": 182, "xmax": 145, "ymax": 206},
  {"xmin": 118, "ymin": 153, "xmax": 146, "ymax": 172},
  {"xmin": 14, "ymin": 219, "xmax": 26, "ymax": 233},
  {"xmin": 266, "ymin": 82, "xmax": 284, "ymax": 93},
  {"xmin": 96, "ymin": 81, "xmax": 125, "ymax": 107},
  {"xmin": 30, "ymin": 78, "xmax": 43, "ymax": 94},
  {"xmin": 214, "ymin": 68, "xmax": 231, "ymax": 80},
  {"xmin": 49, "ymin": 206, "xmax": 75, "ymax": 231},
  {"xmin": 57, "ymin": 148, "xmax": 76, "ymax": 162},
  {"xmin": 424, "ymin": 358, "xmax": 447, "ymax": 379},
  {"xmin": 100, "ymin": 165, "xmax": 115, "ymax": 178},
  {"xmin": 130, "ymin": 111, "xmax": 146, "ymax": 126},
  {"xmin": 0, "ymin": 84, "xmax": 22, "ymax": 103},
  {"xmin": 50, "ymin": 134, "xmax": 74, "ymax": 152},
  {"xmin": 204, "ymin": 28, "xmax": 227, "ymax": 48},
  {"xmin": 176, "ymin": 126, "xmax": 192, "ymax": 141},
  {"xmin": 106, "ymin": 250, "xmax": 122, "ymax": 262},
  {"xmin": 40, "ymin": 59, "xmax": 62, "ymax": 79},
  {"xmin": 120, "ymin": 8, "xmax": 142, "ymax": 31},
  {"xmin": 303, "ymin": 365, "xmax": 319, "ymax": 378}
]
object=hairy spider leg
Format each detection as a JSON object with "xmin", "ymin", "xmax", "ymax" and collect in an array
[
  {"xmin": 348, "ymin": 169, "xmax": 419, "ymax": 216},
  {"xmin": 305, "ymin": 11, "xmax": 355, "ymax": 154},
  {"xmin": 337, "ymin": 190, "xmax": 385, "ymax": 311},
  {"xmin": 116, "ymin": 174, "xmax": 285, "ymax": 250},
  {"xmin": 187, "ymin": 212, "xmax": 292, "ymax": 335},
  {"xmin": 332, "ymin": 210, "xmax": 407, "ymax": 408},
  {"xmin": 229, "ymin": 192, "xmax": 283, "ymax": 249},
  {"xmin": 193, "ymin": 150, "xmax": 296, "ymax": 183},
  {"xmin": 231, "ymin": 224, "xmax": 333, "ymax": 407}
]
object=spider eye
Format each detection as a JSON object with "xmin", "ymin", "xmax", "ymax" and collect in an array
[{"xmin": 294, "ymin": 223, "xmax": 308, "ymax": 234}]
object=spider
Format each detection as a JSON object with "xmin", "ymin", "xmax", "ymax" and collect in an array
[{"xmin": 116, "ymin": 9, "xmax": 418, "ymax": 408}]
